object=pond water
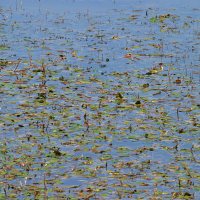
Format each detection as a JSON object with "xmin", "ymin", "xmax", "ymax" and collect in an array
[{"xmin": 1, "ymin": 0, "xmax": 200, "ymax": 199}]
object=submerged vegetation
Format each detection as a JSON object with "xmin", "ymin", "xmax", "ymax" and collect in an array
[{"xmin": 0, "ymin": 0, "xmax": 200, "ymax": 199}]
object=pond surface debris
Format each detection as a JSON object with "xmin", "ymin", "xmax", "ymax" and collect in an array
[{"xmin": 0, "ymin": 0, "xmax": 200, "ymax": 199}]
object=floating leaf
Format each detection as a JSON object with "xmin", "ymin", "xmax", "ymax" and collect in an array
[{"xmin": 116, "ymin": 92, "xmax": 123, "ymax": 99}]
